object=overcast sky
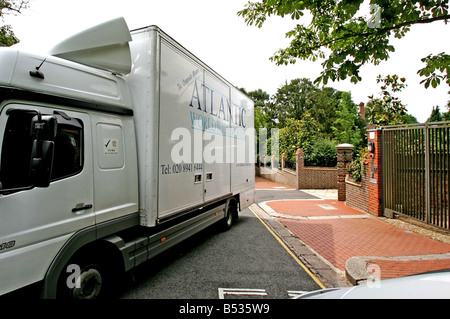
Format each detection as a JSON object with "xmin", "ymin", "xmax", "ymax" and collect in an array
[{"xmin": 4, "ymin": 0, "xmax": 450, "ymax": 123}]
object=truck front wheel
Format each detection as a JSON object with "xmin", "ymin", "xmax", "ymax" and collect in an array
[
  {"xmin": 58, "ymin": 260, "xmax": 108, "ymax": 299},
  {"xmin": 56, "ymin": 242, "xmax": 124, "ymax": 300},
  {"xmin": 70, "ymin": 264, "xmax": 103, "ymax": 299}
]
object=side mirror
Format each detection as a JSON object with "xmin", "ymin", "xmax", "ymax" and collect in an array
[
  {"xmin": 31, "ymin": 115, "xmax": 57, "ymax": 140},
  {"xmin": 30, "ymin": 115, "xmax": 57, "ymax": 187},
  {"xmin": 30, "ymin": 140, "xmax": 54, "ymax": 187}
]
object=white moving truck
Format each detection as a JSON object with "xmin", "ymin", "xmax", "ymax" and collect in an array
[{"xmin": 0, "ymin": 18, "xmax": 255, "ymax": 298}]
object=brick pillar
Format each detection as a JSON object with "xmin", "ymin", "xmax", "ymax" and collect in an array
[
  {"xmin": 272, "ymin": 154, "xmax": 278, "ymax": 171},
  {"xmin": 367, "ymin": 129, "xmax": 383, "ymax": 217},
  {"xmin": 336, "ymin": 144, "xmax": 354, "ymax": 201},
  {"xmin": 296, "ymin": 148, "xmax": 304, "ymax": 190},
  {"xmin": 282, "ymin": 153, "xmax": 287, "ymax": 170}
]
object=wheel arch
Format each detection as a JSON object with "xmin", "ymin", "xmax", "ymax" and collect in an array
[{"xmin": 41, "ymin": 213, "xmax": 139, "ymax": 298}]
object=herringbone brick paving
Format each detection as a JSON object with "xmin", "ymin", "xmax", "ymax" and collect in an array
[{"xmin": 255, "ymin": 176, "xmax": 450, "ymax": 281}]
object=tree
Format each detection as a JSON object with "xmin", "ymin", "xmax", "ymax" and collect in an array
[
  {"xmin": 443, "ymin": 111, "xmax": 450, "ymax": 121},
  {"xmin": 238, "ymin": 1, "xmax": 450, "ymax": 88},
  {"xmin": 244, "ymin": 88, "xmax": 270, "ymax": 108},
  {"xmin": 271, "ymin": 78, "xmax": 318, "ymax": 125},
  {"xmin": 402, "ymin": 113, "xmax": 418, "ymax": 124},
  {"xmin": 332, "ymin": 91, "xmax": 364, "ymax": 148},
  {"xmin": 278, "ymin": 112, "xmax": 319, "ymax": 162},
  {"xmin": 297, "ymin": 110, "xmax": 319, "ymax": 156},
  {"xmin": 427, "ymin": 105, "xmax": 443, "ymax": 122},
  {"xmin": 365, "ymin": 74, "xmax": 408, "ymax": 126},
  {"xmin": 269, "ymin": 78, "xmax": 343, "ymax": 135},
  {"xmin": 279, "ymin": 118, "xmax": 303, "ymax": 162},
  {"xmin": 308, "ymin": 86, "xmax": 341, "ymax": 139},
  {"xmin": 240, "ymin": 87, "xmax": 277, "ymax": 138},
  {"xmin": 0, "ymin": 0, "xmax": 29, "ymax": 47},
  {"xmin": 0, "ymin": 24, "xmax": 17, "ymax": 46}
]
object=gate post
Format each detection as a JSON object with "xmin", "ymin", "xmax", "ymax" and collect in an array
[
  {"xmin": 336, "ymin": 143, "xmax": 354, "ymax": 201},
  {"xmin": 367, "ymin": 129, "xmax": 383, "ymax": 217}
]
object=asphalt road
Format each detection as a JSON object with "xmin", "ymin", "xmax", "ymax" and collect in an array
[
  {"xmin": 2, "ymin": 188, "xmax": 323, "ymax": 301},
  {"xmin": 119, "ymin": 203, "xmax": 322, "ymax": 299}
]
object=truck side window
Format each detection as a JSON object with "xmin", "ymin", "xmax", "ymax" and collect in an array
[
  {"xmin": 51, "ymin": 119, "xmax": 83, "ymax": 181},
  {"xmin": 0, "ymin": 111, "xmax": 84, "ymax": 190}
]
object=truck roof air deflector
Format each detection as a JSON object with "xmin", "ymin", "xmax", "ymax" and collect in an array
[{"xmin": 49, "ymin": 17, "xmax": 132, "ymax": 75}]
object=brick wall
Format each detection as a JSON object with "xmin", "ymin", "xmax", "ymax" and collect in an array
[
  {"xmin": 344, "ymin": 129, "xmax": 383, "ymax": 217},
  {"xmin": 298, "ymin": 167, "xmax": 338, "ymax": 189},
  {"xmin": 336, "ymin": 144, "xmax": 354, "ymax": 201},
  {"xmin": 346, "ymin": 164, "xmax": 369, "ymax": 213},
  {"xmin": 297, "ymin": 149, "xmax": 337, "ymax": 189},
  {"xmin": 256, "ymin": 150, "xmax": 338, "ymax": 190},
  {"xmin": 256, "ymin": 166, "xmax": 298, "ymax": 189}
]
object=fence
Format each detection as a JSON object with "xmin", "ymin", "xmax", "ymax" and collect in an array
[{"xmin": 382, "ymin": 122, "xmax": 450, "ymax": 231}]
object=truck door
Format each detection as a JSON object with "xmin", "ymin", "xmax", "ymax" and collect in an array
[
  {"xmin": 203, "ymin": 71, "xmax": 231, "ymax": 202},
  {"xmin": 158, "ymin": 41, "xmax": 205, "ymax": 219},
  {"xmin": 0, "ymin": 103, "xmax": 94, "ymax": 295}
]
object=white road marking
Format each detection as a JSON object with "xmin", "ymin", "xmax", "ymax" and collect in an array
[
  {"xmin": 287, "ymin": 290, "xmax": 309, "ymax": 298},
  {"xmin": 218, "ymin": 288, "xmax": 268, "ymax": 299},
  {"xmin": 317, "ymin": 204, "xmax": 337, "ymax": 210}
]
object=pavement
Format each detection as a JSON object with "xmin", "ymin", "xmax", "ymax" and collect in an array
[{"xmin": 252, "ymin": 176, "xmax": 450, "ymax": 288}]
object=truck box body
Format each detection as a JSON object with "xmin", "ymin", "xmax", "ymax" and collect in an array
[
  {"xmin": 128, "ymin": 26, "xmax": 255, "ymax": 226},
  {"xmin": 0, "ymin": 18, "xmax": 254, "ymax": 297}
]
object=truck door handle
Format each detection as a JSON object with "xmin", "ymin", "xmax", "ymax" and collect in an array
[{"xmin": 72, "ymin": 204, "xmax": 93, "ymax": 213}]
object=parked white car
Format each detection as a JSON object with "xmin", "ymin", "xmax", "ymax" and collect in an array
[{"xmin": 297, "ymin": 270, "xmax": 450, "ymax": 299}]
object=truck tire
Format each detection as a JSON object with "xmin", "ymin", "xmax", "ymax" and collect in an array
[
  {"xmin": 57, "ymin": 259, "xmax": 109, "ymax": 299},
  {"xmin": 220, "ymin": 199, "xmax": 237, "ymax": 231},
  {"xmin": 56, "ymin": 243, "xmax": 122, "ymax": 299}
]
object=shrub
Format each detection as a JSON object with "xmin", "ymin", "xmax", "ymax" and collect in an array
[
  {"xmin": 304, "ymin": 138, "xmax": 337, "ymax": 167},
  {"xmin": 348, "ymin": 147, "xmax": 369, "ymax": 182}
]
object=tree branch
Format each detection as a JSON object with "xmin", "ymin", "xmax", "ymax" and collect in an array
[
  {"xmin": 1, "ymin": 0, "xmax": 29, "ymax": 15},
  {"xmin": 299, "ymin": 14, "xmax": 450, "ymax": 54}
]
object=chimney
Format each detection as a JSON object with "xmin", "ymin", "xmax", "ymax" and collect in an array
[{"xmin": 359, "ymin": 102, "xmax": 365, "ymax": 119}]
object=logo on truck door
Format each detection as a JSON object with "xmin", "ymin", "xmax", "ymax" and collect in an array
[
  {"xmin": 104, "ymin": 138, "xmax": 119, "ymax": 155},
  {"xmin": 0, "ymin": 240, "xmax": 16, "ymax": 251}
]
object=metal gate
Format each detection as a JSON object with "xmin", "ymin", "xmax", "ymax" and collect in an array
[{"xmin": 382, "ymin": 122, "xmax": 450, "ymax": 230}]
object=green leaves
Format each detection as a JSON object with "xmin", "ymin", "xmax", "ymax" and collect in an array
[
  {"xmin": 418, "ymin": 53, "xmax": 450, "ymax": 88},
  {"xmin": 332, "ymin": 91, "xmax": 364, "ymax": 148},
  {"xmin": 279, "ymin": 113, "xmax": 318, "ymax": 162},
  {"xmin": 1, "ymin": 1, "xmax": 30, "ymax": 47},
  {"xmin": 366, "ymin": 74, "xmax": 408, "ymax": 127},
  {"xmin": 0, "ymin": 25, "xmax": 19, "ymax": 47},
  {"xmin": 238, "ymin": 0, "xmax": 450, "ymax": 88},
  {"xmin": 237, "ymin": 0, "xmax": 308, "ymax": 27}
]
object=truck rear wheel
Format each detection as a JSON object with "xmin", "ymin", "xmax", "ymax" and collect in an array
[{"xmin": 220, "ymin": 199, "xmax": 237, "ymax": 231}]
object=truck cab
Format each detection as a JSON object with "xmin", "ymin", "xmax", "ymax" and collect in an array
[{"xmin": 0, "ymin": 44, "xmax": 139, "ymax": 296}]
